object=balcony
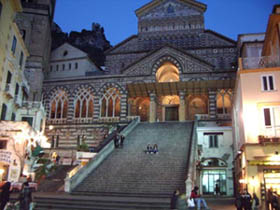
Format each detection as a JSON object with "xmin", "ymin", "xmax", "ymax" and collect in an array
[
  {"xmin": 241, "ymin": 55, "xmax": 280, "ymax": 70},
  {"xmin": 14, "ymin": 95, "xmax": 22, "ymax": 107},
  {"xmin": 258, "ymin": 135, "xmax": 280, "ymax": 144},
  {"xmin": 4, "ymin": 84, "xmax": 14, "ymax": 98},
  {"xmin": 22, "ymin": 101, "xmax": 43, "ymax": 110}
]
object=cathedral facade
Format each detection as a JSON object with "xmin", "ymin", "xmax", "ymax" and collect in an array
[{"xmin": 43, "ymin": 0, "xmax": 237, "ymax": 158}]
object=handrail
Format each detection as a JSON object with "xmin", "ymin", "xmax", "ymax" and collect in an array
[
  {"xmin": 185, "ymin": 119, "xmax": 198, "ymax": 196},
  {"xmin": 64, "ymin": 116, "xmax": 140, "ymax": 192}
]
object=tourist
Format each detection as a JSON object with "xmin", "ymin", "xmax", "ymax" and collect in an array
[
  {"xmin": 114, "ymin": 132, "xmax": 119, "ymax": 148},
  {"xmin": 152, "ymin": 144, "xmax": 158, "ymax": 154},
  {"xmin": 215, "ymin": 183, "xmax": 220, "ymax": 196},
  {"xmin": 146, "ymin": 144, "xmax": 152, "ymax": 154},
  {"xmin": 170, "ymin": 189, "xmax": 180, "ymax": 210},
  {"xmin": 0, "ymin": 181, "xmax": 11, "ymax": 210},
  {"xmin": 235, "ymin": 191, "xmax": 243, "ymax": 210},
  {"xmin": 190, "ymin": 186, "xmax": 209, "ymax": 209},
  {"xmin": 241, "ymin": 189, "xmax": 252, "ymax": 210},
  {"xmin": 267, "ymin": 188, "xmax": 273, "ymax": 210},
  {"xmin": 252, "ymin": 193, "xmax": 260, "ymax": 210},
  {"xmin": 120, "ymin": 134, "xmax": 125, "ymax": 148},
  {"xmin": 272, "ymin": 191, "xmax": 279, "ymax": 210},
  {"xmin": 19, "ymin": 182, "xmax": 32, "ymax": 210}
]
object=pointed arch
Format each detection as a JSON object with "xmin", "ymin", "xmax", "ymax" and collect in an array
[
  {"xmin": 74, "ymin": 85, "xmax": 95, "ymax": 119},
  {"xmin": 49, "ymin": 89, "xmax": 69, "ymax": 119},
  {"xmin": 100, "ymin": 87, "xmax": 121, "ymax": 118}
]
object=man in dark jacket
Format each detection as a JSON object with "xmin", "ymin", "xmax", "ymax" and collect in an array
[
  {"xmin": 241, "ymin": 189, "xmax": 252, "ymax": 210},
  {"xmin": 0, "ymin": 181, "xmax": 11, "ymax": 210},
  {"xmin": 170, "ymin": 189, "xmax": 180, "ymax": 209}
]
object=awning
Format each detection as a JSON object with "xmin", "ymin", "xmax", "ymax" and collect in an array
[
  {"xmin": 248, "ymin": 160, "xmax": 280, "ymax": 166},
  {"xmin": 127, "ymin": 79, "xmax": 235, "ymax": 97}
]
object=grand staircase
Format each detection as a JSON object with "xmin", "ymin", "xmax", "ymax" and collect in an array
[{"xmin": 34, "ymin": 122, "xmax": 194, "ymax": 210}]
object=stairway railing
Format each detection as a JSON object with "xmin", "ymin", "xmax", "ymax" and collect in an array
[
  {"xmin": 64, "ymin": 117, "xmax": 140, "ymax": 193},
  {"xmin": 185, "ymin": 119, "xmax": 198, "ymax": 196}
]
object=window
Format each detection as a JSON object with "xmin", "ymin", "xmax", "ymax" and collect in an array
[
  {"xmin": 75, "ymin": 62, "xmax": 78, "ymax": 69},
  {"xmin": 6, "ymin": 71, "xmax": 12, "ymax": 84},
  {"xmin": 1, "ymin": 104, "xmax": 7, "ymax": 120},
  {"xmin": 50, "ymin": 91, "xmax": 68, "ymax": 119},
  {"xmin": 56, "ymin": 64, "xmax": 59, "ymax": 71},
  {"xmin": 69, "ymin": 63, "xmax": 71, "ymax": 70},
  {"xmin": 0, "ymin": 141, "xmax": 7, "ymax": 150},
  {"xmin": 262, "ymin": 75, "xmax": 275, "ymax": 91},
  {"xmin": 15, "ymin": 83, "xmax": 19, "ymax": 95},
  {"xmin": 264, "ymin": 108, "xmax": 271, "ymax": 126},
  {"xmin": 19, "ymin": 51, "xmax": 24, "ymax": 67},
  {"xmin": 50, "ymin": 65, "xmax": 53, "ymax": 72},
  {"xmin": 0, "ymin": 2, "xmax": 2, "ymax": 18},
  {"xmin": 75, "ymin": 88, "xmax": 94, "ymax": 118},
  {"xmin": 11, "ymin": 113, "xmax": 16, "ymax": 121},
  {"xmin": 22, "ymin": 117, "xmax": 33, "ymax": 127},
  {"xmin": 56, "ymin": 136, "xmax": 59, "ymax": 148},
  {"xmin": 100, "ymin": 88, "xmax": 121, "ymax": 117},
  {"xmin": 62, "ymin": 64, "xmax": 65, "ymax": 70},
  {"xmin": 209, "ymin": 135, "xmax": 218, "ymax": 148},
  {"xmin": 11, "ymin": 36, "xmax": 17, "ymax": 54}
]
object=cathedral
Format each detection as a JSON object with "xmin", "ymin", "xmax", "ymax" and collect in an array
[{"xmin": 43, "ymin": 0, "xmax": 236, "ymax": 155}]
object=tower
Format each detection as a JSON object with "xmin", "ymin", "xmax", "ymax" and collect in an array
[{"xmin": 15, "ymin": 0, "xmax": 56, "ymax": 101}]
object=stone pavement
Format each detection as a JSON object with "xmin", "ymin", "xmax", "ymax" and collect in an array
[{"xmin": 177, "ymin": 195, "xmax": 236, "ymax": 210}]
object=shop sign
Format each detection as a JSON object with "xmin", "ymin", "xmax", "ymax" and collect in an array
[
  {"xmin": 0, "ymin": 151, "xmax": 11, "ymax": 164},
  {"xmin": 62, "ymin": 158, "xmax": 72, "ymax": 166}
]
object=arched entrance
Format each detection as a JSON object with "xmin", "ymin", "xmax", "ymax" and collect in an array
[{"xmin": 156, "ymin": 61, "xmax": 179, "ymax": 83}]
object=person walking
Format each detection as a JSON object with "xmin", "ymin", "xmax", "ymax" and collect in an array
[
  {"xmin": 267, "ymin": 188, "xmax": 273, "ymax": 210},
  {"xmin": 252, "ymin": 193, "xmax": 260, "ymax": 210},
  {"xmin": 19, "ymin": 182, "xmax": 32, "ymax": 210},
  {"xmin": 0, "ymin": 181, "xmax": 11, "ymax": 210},
  {"xmin": 170, "ymin": 189, "xmax": 180, "ymax": 210},
  {"xmin": 120, "ymin": 134, "xmax": 125, "ymax": 148},
  {"xmin": 190, "ymin": 186, "xmax": 209, "ymax": 210},
  {"xmin": 241, "ymin": 189, "xmax": 252, "ymax": 210},
  {"xmin": 235, "ymin": 191, "xmax": 243, "ymax": 210},
  {"xmin": 215, "ymin": 184, "xmax": 220, "ymax": 196},
  {"xmin": 152, "ymin": 144, "xmax": 158, "ymax": 154},
  {"xmin": 114, "ymin": 132, "xmax": 119, "ymax": 148}
]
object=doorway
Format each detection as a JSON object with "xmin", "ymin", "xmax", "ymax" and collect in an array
[
  {"xmin": 202, "ymin": 169, "xmax": 227, "ymax": 195},
  {"xmin": 165, "ymin": 106, "xmax": 179, "ymax": 121}
]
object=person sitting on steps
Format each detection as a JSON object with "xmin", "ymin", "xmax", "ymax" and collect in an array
[
  {"xmin": 145, "ymin": 144, "xmax": 153, "ymax": 154},
  {"xmin": 152, "ymin": 144, "xmax": 158, "ymax": 154},
  {"xmin": 190, "ymin": 186, "xmax": 210, "ymax": 210}
]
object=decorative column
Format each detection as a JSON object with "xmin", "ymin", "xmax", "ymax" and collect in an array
[
  {"xmin": 67, "ymin": 97, "xmax": 75, "ymax": 123},
  {"xmin": 149, "ymin": 92, "xmax": 156, "ymax": 123},
  {"xmin": 208, "ymin": 89, "xmax": 217, "ymax": 119},
  {"xmin": 179, "ymin": 91, "xmax": 186, "ymax": 122},
  {"xmin": 93, "ymin": 96, "xmax": 100, "ymax": 122},
  {"xmin": 120, "ymin": 91, "xmax": 128, "ymax": 122}
]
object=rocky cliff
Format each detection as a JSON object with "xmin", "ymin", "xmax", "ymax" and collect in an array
[{"xmin": 51, "ymin": 23, "xmax": 112, "ymax": 66}]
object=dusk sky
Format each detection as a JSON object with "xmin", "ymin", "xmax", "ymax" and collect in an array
[{"xmin": 54, "ymin": 0, "xmax": 277, "ymax": 46}]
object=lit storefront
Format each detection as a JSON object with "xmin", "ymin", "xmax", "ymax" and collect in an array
[{"xmin": 0, "ymin": 121, "xmax": 49, "ymax": 182}]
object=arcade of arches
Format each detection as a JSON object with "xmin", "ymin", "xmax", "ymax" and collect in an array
[{"xmin": 47, "ymin": 61, "xmax": 233, "ymax": 123}]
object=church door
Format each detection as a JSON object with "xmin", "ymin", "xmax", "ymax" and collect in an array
[{"xmin": 165, "ymin": 106, "xmax": 179, "ymax": 121}]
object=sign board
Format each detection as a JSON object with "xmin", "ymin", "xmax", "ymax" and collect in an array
[
  {"xmin": 0, "ymin": 151, "xmax": 12, "ymax": 164},
  {"xmin": 62, "ymin": 158, "xmax": 72, "ymax": 166}
]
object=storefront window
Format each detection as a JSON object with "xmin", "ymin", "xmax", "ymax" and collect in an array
[{"xmin": 202, "ymin": 170, "xmax": 227, "ymax": 195}]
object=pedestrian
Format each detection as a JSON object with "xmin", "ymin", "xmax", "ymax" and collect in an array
[
  {"xmin": 241, "ymin": 189, "xmax": 252, "ymax": 210},
  {"xmin": 252, "ymin": 193, "xmax": 260, "ymax": 210},
  {"xmin": 170, "ymin": 189, "xmax": 180, "ymax": 210},
  {"xmin": 146, "ymin": 144, "xmax": 152, "ymax": 154},
  {"xmin": 0, "ymin": 181, "xmax": 11, "ymax": 210},
  {"xmin": 215, "ymin": 183, "xmax": 220, "ymax": 196},
  {"xmin": 152, "ymin": 144, "xmax": 158, "ymax": 154},
  {"xmin": 120, "ymin": 135, "xmax": 125, "ymax": 148},
  {"xmin": 267, "ymin": 188, "xmax": 273, "ymax": 210},
  {"xmin": 190, "ymin": 186, "xmax": 209, "ymax": 209},
  {"xmin": 19, "ymin": 182, "xmax": 32, "ymax": 210},
  {"xmin": 272, "ymin": 191, "xmax": 279, "ymax": 210},
  {"xmin": 235, "ymin": 191, "xmax": 243, "ymax": 210},
  {"xmin": 114, "ymin": 132, "xmax": 119, "ymax": 148}
]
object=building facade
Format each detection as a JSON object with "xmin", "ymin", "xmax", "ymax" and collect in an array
[
  {"xmin": 233, "ymin": 5, "xmax": 280, "ymax": 202},
  {"xmin": 43, "ymin": 1, "xmax": 237, "ymax": 196}
]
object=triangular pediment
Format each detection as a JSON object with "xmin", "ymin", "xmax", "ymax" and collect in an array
[
  {"xmin": 51, "ymin": 43, "xmax": 88, "ymax": 61},
  {"xmin": 122, "ymin": 46, "xmax": 214, "ymax": 76},
  {"xmin": 136, "ymin": 0, "xmax": 206, "ymax": 19}
]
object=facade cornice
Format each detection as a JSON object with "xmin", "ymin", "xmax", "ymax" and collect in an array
[{"xmin": 135, "ymin": 0, "xmax": 207, "ymax": 17}]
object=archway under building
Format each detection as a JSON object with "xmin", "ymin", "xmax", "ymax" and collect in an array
[{"xmin": 161, "ymin": 95, "xmax": 179, "ymax": 121}]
